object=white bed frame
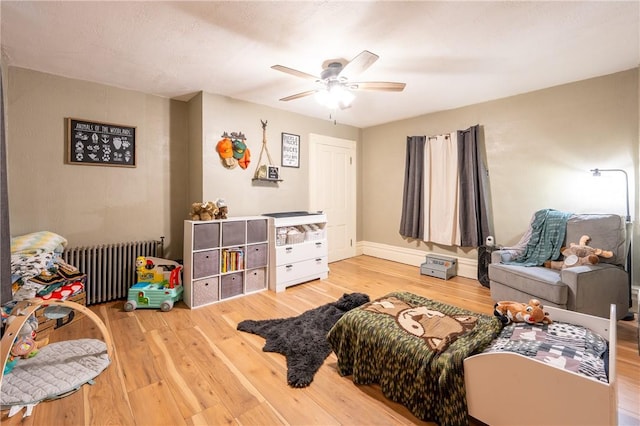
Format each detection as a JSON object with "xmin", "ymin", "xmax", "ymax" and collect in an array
[{"xmin": 464, "ymin": 304, "xmax": 617, "ymax": 426}]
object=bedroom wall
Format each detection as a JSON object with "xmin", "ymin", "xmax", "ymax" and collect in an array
[
  {"xmin": 194, "ymin": 92, "xmax": 360, "ymax": 216},
  {"xmin": 5, "ymin": 67, "xmax": 190, "ymax": 259},
  {"xmin": 361, "ymin": 68, "xmax": 639, "ymax": 287},
  {"xmin": 4, "ymin": 66, "xmax": 361, "ymax": 260}
]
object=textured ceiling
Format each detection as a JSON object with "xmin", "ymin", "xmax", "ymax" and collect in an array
[{"xmin": 1, "ymin": 1, "xmax": 639, "ymax": 128}]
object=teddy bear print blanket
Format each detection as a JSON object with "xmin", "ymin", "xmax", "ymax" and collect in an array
[{"xmin": 327, "ymin": 291, "xmax": 502, "ymax": 426}]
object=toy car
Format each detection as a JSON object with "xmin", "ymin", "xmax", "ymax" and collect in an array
[{"xmin": 124, "ymin": 257, "xmax": 183, "ymax": 312}]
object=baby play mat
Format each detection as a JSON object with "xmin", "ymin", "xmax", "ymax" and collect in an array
[
  {"xmin": 0, "ymin": 299, "xmax": 113, "ymax": 417},
  {"xmin": 1, "ymin": 338, "xmax": 110, "ymax": 407}
]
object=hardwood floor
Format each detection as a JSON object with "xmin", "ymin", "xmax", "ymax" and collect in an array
[{"xmin": 2, "ymin": 255, "xmax": 639, "ymax": 425}]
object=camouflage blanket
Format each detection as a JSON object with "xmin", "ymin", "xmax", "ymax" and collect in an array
[{"xmin": 327, "ymin": 292, "xmax": 501, "ymax": 426}]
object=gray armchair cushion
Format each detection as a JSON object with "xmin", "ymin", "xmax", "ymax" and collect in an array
[
  {"xmin": 565, "ymin": 214, "xmax": 626, "ymax": 266},
  {"xmin": 489, "ymin": 263, "xmax": 567, "ymax": 305}
]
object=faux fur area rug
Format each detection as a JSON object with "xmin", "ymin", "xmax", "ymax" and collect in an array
[{"xmin": 237, "ymin": 292, "xmax": 370, "ymax": 388}]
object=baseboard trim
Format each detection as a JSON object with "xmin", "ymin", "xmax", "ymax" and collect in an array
[{"xmin": 356, "ymin": 241, "xmax": 478, "ymax": 280}]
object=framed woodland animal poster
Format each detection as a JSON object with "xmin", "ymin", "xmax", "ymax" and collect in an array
[{"xmin": 66, "ymin": 118, "xmax": 136, "ymax": 167}]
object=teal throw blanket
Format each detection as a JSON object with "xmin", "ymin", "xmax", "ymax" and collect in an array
[{"xmin": 508, "ymin": 209, "xmax": 573, "ymax": 266}]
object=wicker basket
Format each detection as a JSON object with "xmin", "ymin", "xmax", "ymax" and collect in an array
[{"xmin": 286, "ymin": 232, "xmax": 305, "ymax": 245}]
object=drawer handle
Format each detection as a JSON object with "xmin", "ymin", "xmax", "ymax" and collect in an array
[
  {"xmin": 285, "ymin": 265, "xmax": 293, "ymax": 270},
  {"xmin": 315, "ymin": 258, "xmax": 323, "ymax": 262},
  {"xmin": 315, "ymin": 242, "xmax": 323, "ymax": 247},
  {"xmin": 285, "ymin": 247, "xmax": 293, "ymax": 252}
]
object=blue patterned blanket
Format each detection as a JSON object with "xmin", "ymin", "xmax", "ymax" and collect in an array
[{"xmin": 507, "ymin": 209, "xmax": 573, "ymax": 266}]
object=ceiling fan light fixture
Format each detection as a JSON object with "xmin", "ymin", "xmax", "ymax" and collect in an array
[
  {"xmin": 272, "ymin": 50, "xmax": 405, "ymax": 108},
  {"xmin": 315, "ymin": 85, "xmax": 354, "ymax": 109}
]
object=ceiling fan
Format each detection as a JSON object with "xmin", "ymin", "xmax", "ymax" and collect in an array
[{"xmin": 271, "ymin": 50, "xmax": 406, "ymax": 109}]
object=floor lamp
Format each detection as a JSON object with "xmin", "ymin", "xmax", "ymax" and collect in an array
[{"xmin": 591, "ymin": 168, "xmax": 634, "ymax": 320}]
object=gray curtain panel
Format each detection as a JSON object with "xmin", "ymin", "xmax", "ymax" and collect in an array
[
  {"xmin": 1, "ymin": 72, "xmax": 11, "ymax": 304},
  {"xmin": 399, "ymin": 136, "xmax": 425, "ymax": 239},
  {"xmin": 457, "ymin": 125, "xmax": 491, "ymax": 247}
]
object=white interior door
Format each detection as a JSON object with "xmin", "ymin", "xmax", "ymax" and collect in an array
[{"xmin": 308, "ymin": 134, "xmax": 356, "ymax": 263}]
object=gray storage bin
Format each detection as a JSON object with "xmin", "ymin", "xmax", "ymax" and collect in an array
[
  {"xmin": 221, "ymin": 272, "xmax": 243, "ymax": 298},
  {"xmin": 193, "ymin": 249, "xmax": 219, "ymax": 279},
  {"xmin": 245, "ymin": 267, "xmax": 266, "ymax": 292},
  {"xmin": 246, "ymin": 243, "xmax": 268, "ymax": 268},
  {"xmin": 192, "ymin": 277, "xmax": 219, "ymax": 306},
  {"xmin": 193, "ymin": 222, "xmax": 220, "ymax": 250},
  {"xmin": 247, "ymin": 219, "xmax": 268, "ymax": 243}
]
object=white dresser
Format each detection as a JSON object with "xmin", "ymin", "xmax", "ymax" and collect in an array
[{"xmin": 264, "ymin": 212, "xmax": 328, "ymax": 292}]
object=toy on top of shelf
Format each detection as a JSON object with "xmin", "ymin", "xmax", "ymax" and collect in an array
[{"xmin": 125, "ymin": 257, "xmax": 184, "ymax": 312}]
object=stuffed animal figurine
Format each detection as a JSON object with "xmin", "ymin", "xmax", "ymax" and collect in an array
[
  {"xmin": 544, "ymin": 235, "xmax": 614, "ymax": 270},
  {"xmin": 5, "ymin": 312, "xmax": 46, "ymax": 363},
  {"xmin": 494, "ymin": 299, "xmax": 552, "ymax": 325},
  {"xmin": 214, "ymin": 198, "xmax": 228, "ymax": 219},
  {"xmin": 189, "ymin": 201, "xmax": 217, "ymax": 221}
]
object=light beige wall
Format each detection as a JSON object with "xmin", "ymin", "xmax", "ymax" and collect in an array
[
  {"xmin": 5, "ymin": 67, "xmax": 361, "ymax": 262},
  {"xmin": 362, "ymin": 69, "xmax": 639, "ymax": 284},
  {"xmin": 187, "ymin": 92, "xmax": 203, "ymax": 205},
  {"xmin": 198, "ymin": 92, "xmax": 360, "ymax": 216},
  {"xmin": 6, "ymin": 67, "xmax": 189, "ymax": 259}
]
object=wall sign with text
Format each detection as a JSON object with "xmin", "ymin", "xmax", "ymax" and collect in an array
[
  {"xmin": 66, "ymin": 118, "xmax": 136, "ymax": 167},
  {"xmin": 281, "ymin": 132, "xmax": 300, "ymax": 168}
]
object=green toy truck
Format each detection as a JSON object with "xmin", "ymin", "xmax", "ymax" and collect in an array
[{"xmin": 124, "ymin": 257, "xmax": 183, "ymax": 312}]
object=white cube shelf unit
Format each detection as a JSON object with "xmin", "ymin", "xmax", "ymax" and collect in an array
[
  {"xmin": 183, "ymin": 216, "xmax": 269, "ymax": 308},
  {"xmin": 265, "ymin": 212, "xmax": 328, "ymax": 292}
]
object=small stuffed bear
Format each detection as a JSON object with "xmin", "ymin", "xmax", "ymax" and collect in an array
[
  {"xmin": 494, "ymin": 299, "xmax": 552, "ymax": 325},
  {"xmin": 214, "ymin": 198, "xmax": 228, "ymax": 219},
  {"xmin": 190, "ymin": 201, "xmax": 217, "ymax": 221},
  {"xmin": 544, "ymin": 235, "xmax": 613, "ymax": 270}
]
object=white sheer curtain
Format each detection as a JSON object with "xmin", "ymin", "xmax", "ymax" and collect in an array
[{"xmin": 423, "ymin": 133, "xmax": 461, "ymax": 245}]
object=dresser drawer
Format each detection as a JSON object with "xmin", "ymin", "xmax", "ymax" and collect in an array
[
  {"xmin": 276, "ymin": 256, "xmax": 328, "ymax": 285},
  {"xmin": 192, "ymin": 277, "xmax": 219, "ymax": 307},
  {"xmin": 275, "ymin": 240, "xmax": 328, "ymax": 265}
]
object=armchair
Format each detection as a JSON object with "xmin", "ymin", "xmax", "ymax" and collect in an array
[{"xmin": 488, "ymin": 213, "xmax": 630, "ymax": 320}]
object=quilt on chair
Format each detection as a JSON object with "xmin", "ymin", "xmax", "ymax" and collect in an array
[{"xmin": 327, "ymin": 291, "xmax": 502, "ymax": 426}]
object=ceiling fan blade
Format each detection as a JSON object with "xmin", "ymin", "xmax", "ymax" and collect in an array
[
  {"xmin": 279, "ymin": 90, "xmax": 318, "ymax": 102},
  {"xmin": 271, "ymin": 65, "xmax": 319, "ymax": 81},
  {"xmin": 351, "ymin": 81, "xmax": 406, "ymax": 92},
  {"xmin": 340, "ymin": 50, "xmax": 379, "ymax": 78}
]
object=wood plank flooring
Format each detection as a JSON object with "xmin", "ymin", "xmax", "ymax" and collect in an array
[{"xmin": 2, "ymin": 255, "xmax": 639, "ymax": 425}]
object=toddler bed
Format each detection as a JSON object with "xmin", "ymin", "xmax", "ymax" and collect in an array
[{"xmin": 327, "ymin": 291, "xmax": 617, "ymax": 426}]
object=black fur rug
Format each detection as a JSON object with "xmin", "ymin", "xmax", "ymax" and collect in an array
[{"xmin": 237, "ymin": 292, "xmax": 370, "ymax": 388}]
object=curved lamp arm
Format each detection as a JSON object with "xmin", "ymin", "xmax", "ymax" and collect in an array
[{"xmin": 590, "ymin": 168, "xmax": 630, "ymax": 222}]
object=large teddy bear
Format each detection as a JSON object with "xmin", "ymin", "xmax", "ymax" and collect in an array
[
  {"xmin": 190, "ymin": 201, "xmax": 217, "ymax": 221},
  {"xmin": 544, "ymin": 234, "xmax": 613, "ymax": 270}
]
